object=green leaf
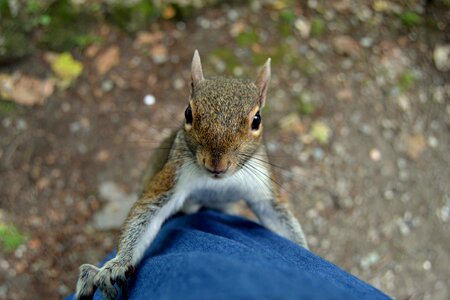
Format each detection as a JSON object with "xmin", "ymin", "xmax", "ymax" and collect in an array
[
  {"xmin": 0, "ymin": 224, "xmax": 27, "ymax": 252},
  {"xmin": 298, "ymin": 94, "xmax": 316, "ymax": 116},
  {"xmin": 398, "ymin": 70, "xmax": 416, "ymax": 91},
  {"xmin": 236, "ymin": 31, "xmax": 259, "ymax": 47},
  {"xmin": 280, "ymin": 10, "xmax": 296, "ymax": 24},
  {"xmin": 39, "ymin": 15, "xmax": 51, "ymax": 26},
  {"xmin": 311, "ymin": 121, "xmax": 331, "ymax": 145},
  {"xmin": 49, "ymin": 52, "xmax": 83, "ymax": 84},
  {"xmin": 311, "ymin": 18, "xmax": 326, "ymax": 36},
  {"xmin": 0, "ymin": 99, "xmax": 17, "ymax": 115},
  {"xmin": 400, "ymin": 11, "xmax": 423, "ymax": 27}
]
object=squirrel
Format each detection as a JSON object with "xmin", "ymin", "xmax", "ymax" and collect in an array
[{"xmin": 75, "ymin": 50, "xmax": 308, "ymax": 300}]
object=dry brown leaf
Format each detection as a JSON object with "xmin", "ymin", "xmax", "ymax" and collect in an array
[
  {"xmin": 96, "ymin": 46, "xmax": 120, "ymax": 75},
  {"xmin": 404, "ymin": 134, "xmax": 427, "ymax": 160},
  {"xmin": 85, "ymin": 44, "xmax": 101, "ymax": 58},
  {"xmin": 151, "ymin": 45, "xmax": 168, "ymax": 64},
  {"xmin": 0, "ymin": 73, "xmax": 54, "ymax": 106},
  {"xmin": 135, "ymin": 31, "xmax": 163, "ymax": 46},
  {"xmin": 333, "ymin": 35, "xmax": 362, "ymax": 57}
]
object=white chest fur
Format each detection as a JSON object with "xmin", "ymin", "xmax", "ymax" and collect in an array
[
  {"xmin": 131, "ymin": 155, "xmax": 275, "ymax": 264},
  {"xmin": 174, "ymin": 156, "xmax": 274, "ymax": 205}
]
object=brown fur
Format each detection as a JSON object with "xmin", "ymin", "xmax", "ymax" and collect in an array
[
  {"xmin": 185, "ymin": 78, "xmax": 262, "ymax": 174},
  {"xmin": 142, "ymin": 163, "xmax": 176, "ymax": 200},
  {"xmin": 75, "ymin": 52, "xmax": 307, "ymax": 300}
]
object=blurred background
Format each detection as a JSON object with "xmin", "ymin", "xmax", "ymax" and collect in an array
[{"xmin": 0, "ymin": 0, "xmax": 449, "ymax": 299}]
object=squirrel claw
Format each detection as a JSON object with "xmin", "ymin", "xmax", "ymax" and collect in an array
[
  {"xmin": 76, "ymin": 264, "xmax": 99, "ymax": 300},
  {"xmin": 91, "ymin": 258, "xmax": 133, "ymax": 300}
]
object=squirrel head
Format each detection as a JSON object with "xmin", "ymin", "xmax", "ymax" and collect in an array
[{"xmin": 183, "ymin": 50, "xmax": 271, "ymax": 179}]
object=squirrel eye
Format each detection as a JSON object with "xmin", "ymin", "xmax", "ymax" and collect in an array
[
  {"xmin": 185, "ymin": 105, "xmax": 193, "ymax": 124},
  {"xmin": 251, "ymin": 111, "xmax": 261, "ymax": 131}
]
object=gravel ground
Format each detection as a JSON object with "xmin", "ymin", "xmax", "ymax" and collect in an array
[{"xmin": 0, "ymin": 1, "xmax": 449, "ymax": 299}]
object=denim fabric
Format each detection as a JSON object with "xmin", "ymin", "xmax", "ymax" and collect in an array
[{"xmin": 68, "ymin": 209, "xmax": 391, "ymax": 300}]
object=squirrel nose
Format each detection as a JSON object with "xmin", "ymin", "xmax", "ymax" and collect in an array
[
  {"xmin": 205, "ymin": 165, "xmax": 229, "ymax": 175},
  {"xmin": 204, "ymin": 159, "xmax": 231, "ymax": 175}
]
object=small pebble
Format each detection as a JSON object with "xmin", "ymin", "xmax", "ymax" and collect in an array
[
  {"xmin": 14, "ymin": 245, "xmax": 26, "ymax": 259},
  {"xmin": 2, "ymin": 117, "xmax": 11, "ymax": 128},
  {"xmin": 397, "ymin": 218, "xmax": 410, "ymax": 236},
  {"xmin": 428, "ymin": 136, "xmax": 439, "ymax": 148},
  {"xmin": 359, "ymin": 124, "xmax": 372, "ymax": 135},
  {"xmin": 61, "ymin": 102, "xmax": 71, "ymax": 112},
  {"xmin": 16, "ymin": 119, "xmax": 27, "ymax": 131},
  {"xmin": 70, "ymin": 122, "xmax": 81, "ymax": 132},
  {"xmin": 360, "ymin": 37, "xmax": 374, "ymax": 48},
  {"xmin": 438, "ymin": 205, "xmax": 449, "ymax": 222},
  {"xmin": 397, "ymin": 158, "xmax": 407, "ymax": 169},
  {"xmin": 399, "ymin": 170, "xmax": 409, "ymax": 181},
  {"xmin": 101, "ymin": 79, "xmax": 114, "ymax": 92},
  {"xmin": 173, "ymin": 78, "xmax": 185, "ymax": 90},
  {"xmin": 227, "ymin": 9, "xmax": 238, "ymax": 21},
  {"xmin": 176, "ymin": 22, "xmax": 186, "ymax": 30},
  {"xmin": 77, "ymin": 143, "xmax": 88, "ymax": 154},
  {"xmin": 198, "ymin": 18, "xmax": 210, "ymax": 29},
  {"xmin": 0, "ymin": 286, "xmax": 7, "ymax": 298},
  {"xmin": 144, "ymin": 94, "xmax": 156, "ymax": 106},
  {"xmin": 58, "ymin": 284, "xmax": 69, "ymax": 295},
  {"xmin": 295, "ymin": 18, "xmax": 311, "ymax": 38},
  {"xmin": 313, "ymin": 148, "xmax": 325, "ymax": 160},
  {"xmin": 423, "ymin": 260, "xmax": 432, "ymax": 271},
  {"xmin": 0, "ymin": 259, "xmax": 9, "ymax": 270},
  {"xmin": 370, "ymin": 148, "xmax": 381, "ymax": 161},
  {"xmin": 361, "ymin": 252, "xmax": 380, "ymax": 269},
  {"xmin": 384, "ymin": 190, "xmax": 394, "ymax": 200},
  {"xmin": 233, "ymin": 67, "xmax": 244, "ymax": 77}
]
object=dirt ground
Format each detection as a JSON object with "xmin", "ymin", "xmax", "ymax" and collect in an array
[{"xmin": 0, "ymin": 1, "xmax": 449, "ymax": 299}]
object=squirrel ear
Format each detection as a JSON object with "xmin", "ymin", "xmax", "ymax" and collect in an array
[
  {"xmin": 191, "ymin": 50, "xmax": 205, "ymax": 88},
  {"xmin": 255, "ymin": 58, "xmax": 271, "ymax": 108}
]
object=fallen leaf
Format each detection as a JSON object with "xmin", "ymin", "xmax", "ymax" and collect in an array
[
  {"xmin": 135, "ymin": 31, "xmax": 163, "ymax": 46},
  {"xmin": 311, "ymin": 121, "xmax": 331, "ymax": 145},
  {"xmin": 85, "ymin": 44, "xmax": 101, "ymax": 58},
  {"xmin": 372, "ymin": 0, "xmax": 390, "ymax": 12},
  {"xmin": 0, "ymin": 73, "xmax": 54, "ymax": 106},
  {"xmin": 46, "ymin": 52, "xmax": 83, "ymax": 87},
  {"xmin": 336, "ymin": 88, "xmax": 353, "ymax": 101},
  {"xmin": 96, "ymin": 46, "xmax": 120, "ymax": 75},
  {"xmin": 151, "ymin": 45, "xmax": 168, "ymax": 64},
  {"xmin": 28, "ymin": 238, "xmax": 42, "ymax": 250},
  {"xmin": 162, "ymin": 6, "xmax": 176, "ymax": 19},
  {"xmin": 36, "ymin": 177, "xmax": 51, "ymax": 190},
  {"xmin": 279, "ymin": 113, "xmax": 305, "ymax": 134},
  {"xmin": 294, "ymin": 18, "xmax": 311, "ymax": 38},
  {"xmin": 230, "ymin": 21, "xmax": 246, "ymax": 37},
  {"xmin": 404, "ymin": 133, "xmax": 426, "ymax": 160},
  {"xmin": 333, "ymin": 35, "xmax": 361, "ymax": 57},
  {"xmin": 96, "ymin": 150, "xmax": 110, "ymax": 162}
]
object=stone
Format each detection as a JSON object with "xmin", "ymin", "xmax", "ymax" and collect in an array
[
  {"xmin": 333, "ymin": 35, "xmax": 362, "ymax": 57},
  {"xmin": 92, "ymin": 182, "xmax": 138, "ymax": 230},
  {"xmin": 0, "ymin": 73, "xmax": 54, "ymax": 106},
  {"xmin": 433, "ymin": 44, "xmax": 450, "ymax": 72},
  {"xmin": 143, "ymin": 94, "xmax": 156, "ymax": 106}
]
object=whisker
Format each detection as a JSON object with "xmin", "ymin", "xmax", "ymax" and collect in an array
[
  {"xmin": 241, "ymin": 160, "xmax": 286, "ymax": 194},
  {"xmin": 239, "ymin": 154, "xmax": 323, "ymax": 192},
  {"xmin": 239, "ymin": 162, "xmax": 278, "ymax": 197}
]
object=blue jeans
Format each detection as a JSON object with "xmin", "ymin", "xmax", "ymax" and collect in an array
[{"xmin": 68, "ymin": 209, "xmax": 391, "ymax": 300}]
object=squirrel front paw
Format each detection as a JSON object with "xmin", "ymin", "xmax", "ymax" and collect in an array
[
  {"xmin": 76, "ymin": 258, "xmax": 134, "ymax": 300},
  {"xmin": 95, "ymin": 258, "xmax": 134, "ymax": 300},
  {"xmin": 76, "ymin": 264, "xmax": 100, "ymax": 300}
]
